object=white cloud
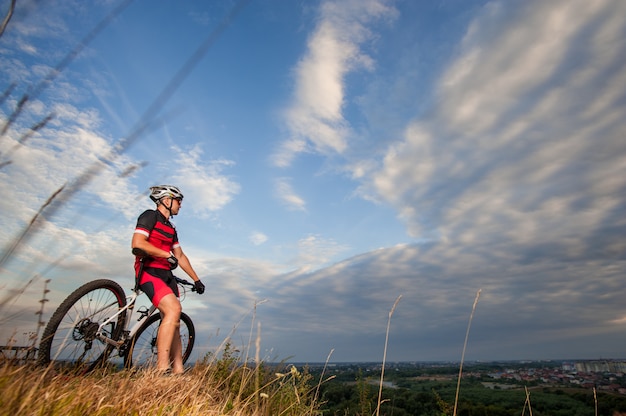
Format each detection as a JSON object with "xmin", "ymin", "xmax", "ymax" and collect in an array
[
  {"xmin": 249, "ymin": 231, "xmax": 268, "ymax": 246},
  {"xmin": 170, "ymin": 145, "xmax": 240, "ymax": 216},
  {"xmin": 439, "ymin": 0, "xmax": 607, "ymax": 136},
  {"xmin": 274, "ymin": 177, "xmax": 306, "ymax": 211},
  {"xmin": 369, "ymin": 0, "xmax": 626, "ymax": 251},
  {"xmin": 292, "ymin": 234, "xmax": 349, "ymax": 271},
  {"xmin": 271, "ymin": 137, "xmax": 307, "ymax": 169},
  {"xmin": 273, "ymin": 0, "xmax": 397, "ymax": 167},
  {"xmin": 0, "ymin": 104, "xmax": 141, "ymax": 223}
]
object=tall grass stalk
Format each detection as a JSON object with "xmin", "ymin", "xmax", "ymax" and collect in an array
[
  {"xmin": 0, "ymin": 83, "xmax": 16, "ymax": 107},
  {"xmin": 0, "ymin": 276, "xmax": 39, "ymax": 320},
  {"xmin": 521, "ymin": 385, "xmax": 533, "ymax": 416},
  {"xmin": 376, "ymin": 295, "xmax": 402, "ymax": 416},
  {"xmin": 0, "ymin": 185, "xmax": 65, "ymax": 270},
  {"xmin": 237, "ymin": 299, "xmax": 267, "ymax": 405},
  {"xmin": 453, "ymin": 288, "xmax": 481, "ymax": 416},
  {"xmin": 243, "ymin": 299, "xmax": 267, "ymax": 366},
  {"xmin": 255, "ymin": 321, "xmax": 262, "ymax": 414},
  {"xmin": 312, "ymin": 348, "xmax": 334, "ymax": 412},
  {"xmin": 0, "ymin": 0, "xmax": 134, "ymax": 139},
  {"xmin": 0, "ymin": 113, "xmax": 55, "ymax": 169},
  {"xmin": 202, "ymin": 298, "xmax": 265, "ymax": 369},
  {"xmin": 0, "ymin": 0, "xmax": 15, "ymax": 37}
]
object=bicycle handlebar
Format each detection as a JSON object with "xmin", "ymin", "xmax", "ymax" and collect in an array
[{"xmin": 175, "ymin": 277, "xmax": 197, "ymax": 292}]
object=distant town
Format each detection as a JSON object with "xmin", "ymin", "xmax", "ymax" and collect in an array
[
  {"xmin": 299, "ymin": 359, "xmax": 626, "ymax": 395},
  {"xmin": 476, "ymin": 360, "xmax": 626, "ymax": 395}
]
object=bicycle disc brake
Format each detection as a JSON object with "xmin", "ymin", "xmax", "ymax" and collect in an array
[{"xmin": 74, "ymin": 318, "xmax": 99, "ymax": 342}]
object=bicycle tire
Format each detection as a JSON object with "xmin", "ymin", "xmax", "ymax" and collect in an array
[
  {"xmin": 37, "ymin": 279, "xmax": 127, "ymax": 373},
  {"xmin": 124, "ymin": 312, "xmax": 195, "ymax": 369}
]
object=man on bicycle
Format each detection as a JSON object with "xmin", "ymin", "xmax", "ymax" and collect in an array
[{"xmin": 131, "ymin": 185, "xmax": 205, "ymax": 374}]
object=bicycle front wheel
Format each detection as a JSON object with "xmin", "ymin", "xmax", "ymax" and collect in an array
[
  {"xmin": 124, "ymin": 312, "xmax": 195, "ymax": 369},
  {"xmin": 38, "ymin": 279, "xmax": 127, "ymax": 373}
]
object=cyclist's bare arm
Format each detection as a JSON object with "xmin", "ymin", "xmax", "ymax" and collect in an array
[
  {"xmin": 131, "ymin": 233, "xmax": 170, "ymax": 259},
  {"xmin": 172, "ymin": 246, "xmax": 201, "ymax": 283}
]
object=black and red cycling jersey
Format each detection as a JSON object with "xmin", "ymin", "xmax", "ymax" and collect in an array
[{"xmin": 133, "ymin": 209, "xmax": 180, "ymax": 276}]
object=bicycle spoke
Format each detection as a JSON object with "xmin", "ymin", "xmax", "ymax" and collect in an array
[
  {"xmin": 38, "ymin": 280, "xmax": 127, "ymax": 372},
  {"xmin": 125, "ymin": 312, "xmax": 195, "ymax": 369}
]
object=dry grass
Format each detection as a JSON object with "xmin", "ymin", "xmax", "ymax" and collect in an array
[
  {"xmin": 0, "ymin": 358, "xmax": 321, "ymax": 416},
  {"xmin": 452, "ymin": 288, "xmax": 481, "ymax": 416},
  {"xmin": 375, "ymin": 295, "xmax": 402, "ymax": 416}
]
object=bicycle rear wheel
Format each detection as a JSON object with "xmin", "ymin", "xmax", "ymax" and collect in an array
[
  {"xmin": 38, "ymin": 279, "xmax": 127, "ymax": 373},
  {"xmin": 124, "ymin": 312, "xmax": 195, "ymax": 369}
]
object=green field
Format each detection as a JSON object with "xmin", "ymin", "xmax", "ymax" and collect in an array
[{"xmin": 308, "ymin": 361, "xmax": 626, "ymax": 415}]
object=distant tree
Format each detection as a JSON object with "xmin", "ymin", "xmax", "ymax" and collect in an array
[{"xmin": 356, "ymin": 369, "xmax": 373, "ymax": 416}]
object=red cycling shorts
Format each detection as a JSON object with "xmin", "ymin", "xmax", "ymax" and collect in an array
[{"xmin": 139, "ymin": 270, "xmax": 179, "ymax": 308}]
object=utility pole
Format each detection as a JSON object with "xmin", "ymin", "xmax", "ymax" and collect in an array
[
  {"xmin": 0, "ymin": 277, "xmax": 51, "ymax": 362},
  {"xmin": 28, "ymin": 278, "xmax": 51, "ymax": 360},
  {"xmin": 33, "ymin": 279, "xmax": 51, "ymax": 342}
]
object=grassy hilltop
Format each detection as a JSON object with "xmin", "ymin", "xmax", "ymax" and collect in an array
[
  {"xmin": 0, "ymin": 352, "xmax": 319, "ymax": 416},
  {"xmin": 4, "ymin": 351, "xmax": 626, "ymax": 415}
]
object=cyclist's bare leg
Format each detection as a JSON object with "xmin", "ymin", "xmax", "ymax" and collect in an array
[
  {"xmin": 156, "ymin": 293, "xmax": 182, "ymax": 373},
  {"xmin": 170, "ymin": 326, "xmax": 184, "ymax": 374}
]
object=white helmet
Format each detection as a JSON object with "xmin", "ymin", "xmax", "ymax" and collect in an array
[{"xmin": 149, "ymin": 185, "xmax": 183, "ymax": 203}]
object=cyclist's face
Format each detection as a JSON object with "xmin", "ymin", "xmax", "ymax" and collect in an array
[{"xmin": 171, "ymin": 197, "xmax": 181, "ymax": 213}]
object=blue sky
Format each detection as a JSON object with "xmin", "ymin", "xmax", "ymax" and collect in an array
[{"xmin": 1, "ymin": 0, "xmax": 625, "ymax": 364}]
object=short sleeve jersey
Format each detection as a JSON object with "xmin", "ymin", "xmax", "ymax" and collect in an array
[{"xmin": 134, "ymin": 209, "xmax": 180, "ymax": 271}]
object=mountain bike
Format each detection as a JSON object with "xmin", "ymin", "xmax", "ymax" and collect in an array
[{"xmin": 37, "ymin": 249, "xmax": 197, "ymax": 373}]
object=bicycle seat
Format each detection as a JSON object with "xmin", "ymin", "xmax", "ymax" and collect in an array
[{"xmin": 132, "ymin": 247, "xmax": 149, "ymax": 258}]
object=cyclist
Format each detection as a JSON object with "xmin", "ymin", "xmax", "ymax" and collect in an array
[{"xmin": 131, "ymin": 185, "xmax": 205, "ymax": 374}]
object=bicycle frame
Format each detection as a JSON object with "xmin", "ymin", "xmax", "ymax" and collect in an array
[
  {"xmin": 95, "ymin": 287, "xmax": 157, "ymax": 349},
  {"xmin": 93, "ymin": 249, "xmax": 159, "ymax": 350},
  {"xmin": 94, "ymin": 275, "xmax": 194, "ymax": 351}
]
